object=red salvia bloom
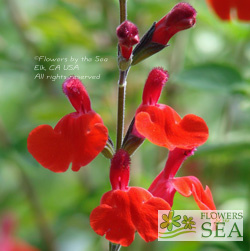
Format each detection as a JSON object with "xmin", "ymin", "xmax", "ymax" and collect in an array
[
  {"xmin": 151, "ymin": 2, "xmax": 196, "ymax": 45},
  {"xmin": 27, "ymin": 76, "xmax": 108, "ymax": 172},
  {"xmin": 207, "ymin": 0, "xmax": 250, "ymax": 21},
  {"xmin": 134, "ymin": 68, "xmax": 209, "ymax": 150},
  {"xmin": 116, "ymin": 21, "xmax": 139, "ymax": 60},
  {"xmin": 90, "ymin": 187, "xmax": 171, "ymax": 246},
  {"xmin": 0, "ymin": 214, "xmax": 40, "ymax": 251},
  {"xmin": 148, "ymin": 148, "xmax": 216, "ymax": 210},
  {"xmin": 90, "ymin": 150, "xmax": 171, "ymax": 246}
]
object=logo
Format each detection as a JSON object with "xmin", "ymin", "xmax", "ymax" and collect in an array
[{"xmin": 158, "ymin": 210, "xmax": 243, "ymax": 241}]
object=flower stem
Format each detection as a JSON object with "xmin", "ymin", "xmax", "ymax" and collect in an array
[
  {"xmin": 119, "ymin": 0, "xmax": 127, "ymax": 23},
  {"xmin": 109, "ymin": 242, "xmax": 122, "ymax": 251},
  {"xmin": 116, "ymin": 0, "xmax": 128, "ymax": 151},
  {"xmin": 116, "ymin": 70, "xmax": 127, "ymax": 150}
]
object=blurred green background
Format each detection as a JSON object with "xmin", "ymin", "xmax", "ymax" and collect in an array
[{"xmin": 0, "ymin": 0, "xmax": 249, "ymax": 250}]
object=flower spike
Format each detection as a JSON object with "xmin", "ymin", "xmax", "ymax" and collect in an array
[{"xmin": 27, "ymin": 77, "xmax": 108, "ymax": 172}]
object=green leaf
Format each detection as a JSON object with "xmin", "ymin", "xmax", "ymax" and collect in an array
[{"xmin": 174, "ymin": 63, "xmax": 244, "ymax": 92}]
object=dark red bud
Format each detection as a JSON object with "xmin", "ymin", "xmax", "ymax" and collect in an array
[
  {"xmin": 116, "ymin": 21, "xmax": 139, "ymax": 60},
  {"xmin": 152, "ymin": 2, "xmax": 197, "ymax": 45}
]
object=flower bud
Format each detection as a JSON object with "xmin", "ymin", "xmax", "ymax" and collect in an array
[
  {"xmin": 132, "ymin": 3, "xmax": 196, "ymax": 65},
  {"xmin": 116, "ymin": 21, "xmax": 139, "ymax": 60},
  {"xmin": 152, "ymin": 3, "xmax": 197, "ymax": 45}
]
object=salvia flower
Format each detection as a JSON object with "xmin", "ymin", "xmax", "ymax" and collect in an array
[
  {"xmin": 90, "ymin": 150, "xmax": 171, "ymax": 246},
  {"xmin": 90, "ymin": 187, "xmax": 171, "ymax": 246},
  {"xmin": 148, "ymin": 147, "xmax": 216, "ymax": 210},
  {"xmin": 27, "ymin": 76, "xmax": 108, "ymax": 172},
  {"xmin": 132, "ymin": 2, "xmax": 196, "ymax": 65},
  {"xmin": 133, "ymin": 68, "xmax": 209, "ymax": 150},
  {"xmin": 116, "ymin": 20, "xmax": 139, "ymax": 60},
  {"xmin": 123, "ymin": 68, "xmax": 168, "ymax": 154},
  {"xmin": 207, "ymin": 0, "xmax": 250, "ymax": 21}
]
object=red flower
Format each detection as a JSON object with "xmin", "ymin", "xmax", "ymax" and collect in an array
[
  {"xmin": 0, "ymin": 214, "xmax": 40, "ymax": 251},
  {"xmin": 116, "ymin": 21, "xmax": 139, "ymax": 60},
  {"xmin": 90, "ymin": 187, "xmax": 171, "ymax": 246},
  {"xmin": 134, "ymin": 68, "xmax": 209, "ymax": 150},
  {"xmin": 206, "ymin": 0, "xmax": 250, "ymax": 21},
  {"xmin": 90, "ymin": 150, "xmax": 170, "ymax": 246},
  {"xmin": 27, "ymin": 77, "xmax": 108, "ymax": 172},
  {"xmin": 148, "ymin": 148, "xmax": 216, "ymax": 210},
  {"xmin": 152, "ymin": 2, "xmax": 196, "ymax": 45}
]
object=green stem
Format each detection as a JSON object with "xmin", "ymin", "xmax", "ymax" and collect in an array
[
  {"xmin": 116, "ymin": 0, "xmax": 128, "ymax": 151},
  {"xmin": 116, "ymin": 0, "xmax": 128, "ymax": 152},
  {"xmin": 109, "ymin": 242, "xmax": 122, "ymax": 251},
  {"xmin": 116, "ymin": 70, "xmax": 127, "ymax": 150},
  {"xmin": 119, "ymin": 0, "xmax": 127, "ymax": 23}
]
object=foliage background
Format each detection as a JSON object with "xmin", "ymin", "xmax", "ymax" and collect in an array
[{"xmin": 0, "ymin": 0, "xmax": 249, "ymax": 250}]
